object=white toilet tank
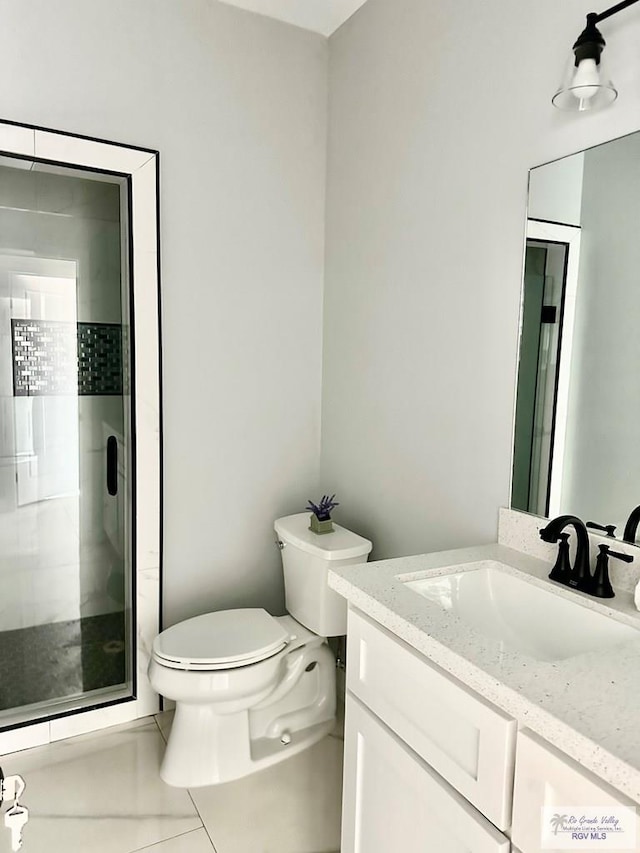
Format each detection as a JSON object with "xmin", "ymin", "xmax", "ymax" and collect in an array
[{"xmin": 274, "ymin": 513, "xmax": 372, "ymax": 637}]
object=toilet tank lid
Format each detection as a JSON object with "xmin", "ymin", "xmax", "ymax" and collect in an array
[{"xmin": 274, "ymin": 513, "xmax": 372, "ymax": 561}]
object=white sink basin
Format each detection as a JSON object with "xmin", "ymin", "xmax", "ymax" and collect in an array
[{"xmin": 402, "ymin": 561, "xmax": 638, "ymax": 661}]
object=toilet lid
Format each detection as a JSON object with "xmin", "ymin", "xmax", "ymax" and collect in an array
[{"xmin": 153, "ymin": 608, "xmax": 290, "ymax": 669}]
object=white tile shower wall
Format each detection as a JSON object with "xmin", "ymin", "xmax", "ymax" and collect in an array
[
  {"xmin": 125, "ymin": 153, "xmax": 161, "ymax": 724},
  {"xmin": 33, "ymin": 132, "xmax": 155, "ymax": 176},
  {"xmin": 0, "ymin": 499, "xmax": 82, "ymax": 631},
  {"xmin": 498, "ymin": 507, "xmax": 640, "ymax": 594},
  {"xmin": 0, "ymin": 721, "xmax": 49, "ymax": 756},
  {"xmin": 0, "ymin": 125, "xmax": 34, "ymax": 157}
]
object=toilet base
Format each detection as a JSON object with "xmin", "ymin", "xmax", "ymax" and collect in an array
[
  {"xmin": 161, "ymin": 708, "xmax": 334, "ymax": 788},
  {"xmin": 250, "ymin": 718, "xmax": 334, "ymax": 765},
  {"xmin": 158, "ymin": 639, "xmax": 337, "ymax": 787}
]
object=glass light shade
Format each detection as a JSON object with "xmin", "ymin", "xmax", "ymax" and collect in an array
[{"xmin": 552, "ymin": 54, "xmax": 618, "ymax": 112}]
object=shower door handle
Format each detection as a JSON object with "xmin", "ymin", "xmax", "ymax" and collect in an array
[{"xmin": 106, "ymin": 436, "xmax": 118, "ymax": 496}]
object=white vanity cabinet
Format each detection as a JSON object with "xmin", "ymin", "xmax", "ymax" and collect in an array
[
  {"xmin": 342, "ymin": 695, "xmax": 511, "ymax": 853},
  {"xmin": 341, "ymin": 609, "xmax": 515, "ymax": 852},
  {"xmin": 341, "ymin": 607, "xmax": 640, "ymax": 853},
  {"xmin": 512, "ymin": 730, "xmax": 640, "ymax": 853}
]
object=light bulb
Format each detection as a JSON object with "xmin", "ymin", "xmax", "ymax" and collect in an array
[{"xmin": 572, "ymin": 58, "xmax": 601, "ymax": 100}]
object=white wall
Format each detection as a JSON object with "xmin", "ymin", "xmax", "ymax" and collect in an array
[
  {"xmin": 321, "ymin": 0, "xmax": 640, "ymax": 559},
  {"xmin": 6, "ymin": 0, "xmax": 640, "ymax": 628},
  {"xmin": 0, "ymin": 0, "xmax": 328, "ymax": 626}
]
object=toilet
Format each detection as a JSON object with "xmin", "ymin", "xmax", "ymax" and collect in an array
[{"xmin": 148, "ymin": 512, "xmax": 372, "ymax": 787}]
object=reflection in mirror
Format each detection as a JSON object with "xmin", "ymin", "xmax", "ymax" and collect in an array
[{"xmin": 512, "ymin": 131, "xmax": 640, "ymax": 538}]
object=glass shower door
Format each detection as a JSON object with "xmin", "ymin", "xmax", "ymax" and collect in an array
[{"xmin": 0, "ymin": 158, "xmax": 133, "ymax": 726}]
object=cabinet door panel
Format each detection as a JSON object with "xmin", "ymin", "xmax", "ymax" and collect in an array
[
  {"xmin": 347, "ymin": 608, "xmax": 516, "ymax": 829},
  {"xmin": 512, "ymin": 729, "xmax": 640, "ymax": 853},
  {"xmin": 341, "ymin": 696, "xmax": 510, "ymax": 853}
]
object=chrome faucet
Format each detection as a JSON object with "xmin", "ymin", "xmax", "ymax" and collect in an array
[
  {"xmin": 623, "ymin": 505, "xmax": 640, "ymax": 544},
  {"xmin": 540, "ymin": 515, "xmax": 591, "ymax": 592}
]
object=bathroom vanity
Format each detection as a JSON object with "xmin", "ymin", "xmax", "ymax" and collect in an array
[{"xmin": 329, "ymin": 510, "xmax": 640, "ymax": 853}]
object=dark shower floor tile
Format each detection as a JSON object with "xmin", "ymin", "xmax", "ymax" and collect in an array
[{"xmin": 0, "ymin": 612, "xmax": 126, "ymax": 712}]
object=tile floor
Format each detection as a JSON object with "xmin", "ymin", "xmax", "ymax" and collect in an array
[{"xmin": 0, "ymin": 708, "xmax": 344, "ymax": 853}]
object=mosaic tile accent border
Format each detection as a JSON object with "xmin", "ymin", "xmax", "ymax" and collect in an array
[
  {"xmin": 77, "ymin": 322, "xmax": 123, "ymax": 396},
  {"xmin": 11, "ymin": 319, "xmax": 123, "ymax": 397}
]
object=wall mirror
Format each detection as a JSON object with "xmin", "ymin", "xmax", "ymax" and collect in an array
[{"xmin": 511, "ymin": 130, "xmax": 640, "ymax": 542}]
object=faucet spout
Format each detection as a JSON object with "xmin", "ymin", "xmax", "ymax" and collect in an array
[
  {"xmin": 623, "ymin": 505, "xmax": 640, "ymax": 544},
  {"xmin": 540, "ymin": 515, "xmax": 591, "ymax": 591}
]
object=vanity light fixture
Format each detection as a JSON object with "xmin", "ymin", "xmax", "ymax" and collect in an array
[{"xmin": 552, "ymin": 0, "xmax": 640, "ymax": 112}]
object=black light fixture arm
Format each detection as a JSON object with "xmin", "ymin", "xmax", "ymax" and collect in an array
[
  {"xmin": 595, "ymin": 0, "xmax": 640, "ymax": 24},
  {"xmin": 571, "ymin": 0, "xmax": 640, "ymax": 66},
  {"xmin": 553, "ymin": 0, "xmax": 637, "ymax": 109}
]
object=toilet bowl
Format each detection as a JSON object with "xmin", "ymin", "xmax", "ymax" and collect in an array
[{"xmin": 149, "ymin": 513, "xmax": 372, "ymax": 787}]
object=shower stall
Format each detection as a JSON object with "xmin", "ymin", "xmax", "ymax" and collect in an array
[{"xmin": 0, "ymin": 124, "xmax": 161, "ymax": 739}]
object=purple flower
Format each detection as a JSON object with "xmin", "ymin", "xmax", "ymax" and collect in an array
[{"xmin": 305, "ymin": 494, "xmax": 340, "ymax": 521}]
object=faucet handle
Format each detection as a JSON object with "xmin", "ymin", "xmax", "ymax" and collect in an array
[
  {"xmin": 590, "ymin": 545, "xmax": 634, "ymax": 599},
  {"xmin": 605, "ymin": 547, "xmax": 634, "ymax": 564},
  {"xmin": 586, "ymin": 521, "xmax": 617, "ymax": 537}
]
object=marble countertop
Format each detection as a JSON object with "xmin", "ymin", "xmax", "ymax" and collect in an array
[{"xmin": 328, "ymin": 542, "xmax": 640, "ymax": 803}]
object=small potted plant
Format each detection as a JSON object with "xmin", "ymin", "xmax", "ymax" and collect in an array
[{"xmin": 306, "ymin": 494, "xmax": 340, "ymax": 535}]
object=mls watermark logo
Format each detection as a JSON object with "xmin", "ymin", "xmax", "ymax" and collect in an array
[{"xmin": 542, "ymin": 806, "xmax": 637, "ymax": 849}]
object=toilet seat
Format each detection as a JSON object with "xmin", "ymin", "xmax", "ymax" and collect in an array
[{"xmin": 152, "ymin": 608, "xmax": 290, "ymax": 671}]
